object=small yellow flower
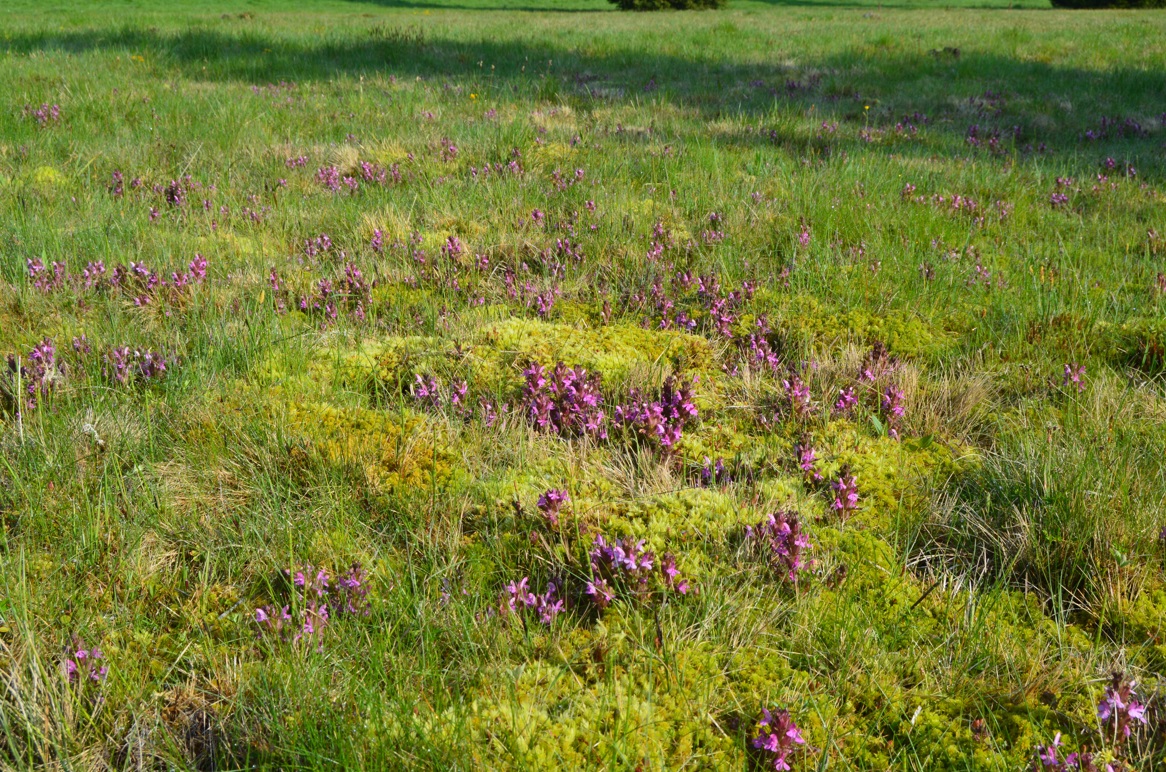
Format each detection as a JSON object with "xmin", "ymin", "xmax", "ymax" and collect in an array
[{"xmin": 470, "ymin": 93, "xmax": 477, "ymax": 100}]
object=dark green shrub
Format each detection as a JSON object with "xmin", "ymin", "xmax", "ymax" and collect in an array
[
  {"xmin": 609, "ymin": 0, "xmax": 723, "ymax": 10},
  {"xmin": 1051, "ymin": 0, "xmax": 1164, "ymax": 8}
]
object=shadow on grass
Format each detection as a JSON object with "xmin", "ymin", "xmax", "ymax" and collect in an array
[{"xmin": 3, "ymin": 24, "xmax": 1163, "ymax": 164}]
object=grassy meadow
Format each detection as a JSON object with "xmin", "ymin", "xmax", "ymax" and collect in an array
[{"xmin": 1, "ymin": 0, "xmax": 1166, "ymax": 768}]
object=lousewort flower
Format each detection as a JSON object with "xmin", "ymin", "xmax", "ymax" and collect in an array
[
  {"xmin": 1098, "ymin": 672, "xmax": 1148, "ymax": 743},
  {"xmin": 103, "ymin": 347, "xmax": 167, "ymax": 385},
  {"xmin": 614, "ymin": 374, "xmax": 698, "ymax": 451},
  {"xmin": 4, "ymin": 337, "xmax": 62, "ymax": 412},
  {"xmin": 1032, "ymin": 732, "xmax": 1116, "ymax": 772},
  {"xmin": 832, "ymin": 470, "xmax": 859, "ymax": 520},
  {"xmin": 188, "ymin": 253, "xmax": 208, "ymax": 283},
  {"xmin": 293, "ymin": 260, "xmax": 370, "ymax": 325},
  {"xmin": 1035, "ymin": 733, "xmax": 1063, "ymax": 768},
  {"xmin": 412, "ymin": 374, "xmax": 441, "ymax": 408},
  {"xmin": 164, "ymin": 179, "xmax": 186, "ymax": 207},
  {"xmin": 881, "ymin": 384, "xmax": 905, "ymax": 439},
  {"xmin": 700, "ymin": 456, "xmax": 728, "ymax": 486},
  {"xmin": 1063, "ymin": 363, "xmax": 1086, "ymax": 393},
  {"xmin": 255, "ymin": 564, "xmax": 369, "ymax": 651},
  {"xmin": 746, "ymin": 510, "xmax": 811, "ymax": 582},
  {"xmin": 316, "ymin": 165, "xmax": 342, "ymax": 192},
  {"xmin": 81, "ymin": 261, "xmax": 107, "ymax": 289},
  {"xmin": 522, "ymin": 362, "xmax": 607, "ymax": 439},
  {"xmin": 859, "ymin": 341, "xmax": 896, "ymax": 382},
  {"xmin": 796, "ymin": 441, "xmax": 822, "ymax": 483},
  {"xmin": 536, "ymin": 488, "xmax": 569, "ymax": 527},
  {"xmin": 64, "ymin": 638, "xmax": 108, "ymax": 684},
  {"xmin": 752, "ymin": 708, "xmax": 805, "ymax": 771},
  {"xmin": 782, "ymin": 373, "xmax": 815, "ymax": 419},
  {"xmin": 504, "ymin": 577, "xmax": 564, "ymax": 625},
  {"xmin": 450, "ymin": 379, "xmax": 469, "ymax": 414},
  {"xmin": 479, "ymin": 399, "xmax": 500, "ymax": 427},
  {"xmin": 587, "ymin": 534, "xmax": 688, "ymax": 608},
  {"xmin": 834, "ymin": 387, "xmax": 858, "ymax": 415},
  {"xmin": 25, "ymin": 103, "xmax": 60, "ymax": 126},
  {"xmin": 27, "ymin": 258, "xmax": 65, "ymax": 293}
]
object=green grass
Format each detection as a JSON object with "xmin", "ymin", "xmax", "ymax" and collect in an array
[{"xmin": 1, "ymin": 0, "xmax": 1166, "ymax": 769}]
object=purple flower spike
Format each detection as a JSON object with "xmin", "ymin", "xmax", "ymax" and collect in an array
[
  {"xmin": 832, "ymin": 470, "xmax": 859, "ymax": 520},
  {"xmin": 752, "ymin": 708, "xmax": 804, "ymax": 771},
  {"xmin": 747, "ymin": 510, "xmax": 811, "ymax": 582},
  {"xmin": 881, "ymin": 384, "xmax": 905, "ymax": 439},
  {"xmin": 504, "ymin": 576, "xmax": 562, "ymax": 625},
  {"xmin": 796, "ymin": 442, "xmax": 822, "ymax": 483},
  {"xmin": 64, "ymin": 638, "xmax": 107, "ymax": 684},
  {"xmin": 586, "ymin": 534, "xmax": 686, "ymax": 608},
  {"xmin": 1098, "ymin": 672, "xmax": 1148, "ymax": 743},
  {"xmin": 256, "ymin": 563, "xmax": 370, "ymax": 651},
  {"xmin": 536, "ymin": 488, "xmax": 569, "ymax": 528},
  {"xmin": 614, "ymin": 374, "xmax": 698, "ymax": 452},
  {"xmin": 522, "ymin": 361, "xmax": 607, "ymax": 440}
]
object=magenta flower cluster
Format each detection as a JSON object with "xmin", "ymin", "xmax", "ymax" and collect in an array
[
  {"xmin": 881, "ymin": 384, "xmax": 905, "ymax": 439},
  {"xmin": 904, "ymin": 188, "xmax": 1013, "ymax": 228},
  {"xmin": 745, "ymin": 510, "xmax": 810, "ymax": 583},
  {"xmin": 25, "ymin": 102, "xmax": 60, "ymax": 126},
  {"xmin": 832, "ymin": 471, "xmax": 859, "ymax": 520},
  {"xmin": 1035, "ymin": 737, "xmax": 1133, "ymax": 772},
  {"xmin": 523, "ymin": 361, "xmax": 607, "ymax": 439},
  {"xmin": 411, "ymin": 374, "xmax": 442, "ymax": 409},
  {"xmin": 408, "ymin": 373, "xmax": 500, "ymax": 423},
  {"xmin": 635, "ymin": 274, "xmax": 697, "ymax": 333},
  {"xmin": 796, "ymin": 440, "xmax": 822, "ymax": 483},
  {"xmin": 860, "ymin": 342, "xmax": 897, "ymax": 383},
  {"xmin": 745, "ymin": 332, "xmax": 782, "ymax": 374},
  {"xmin": 833, "ymin": 386, "xmax": 857, "ymax": 415},
  {"xmin": 315, "ymin": 161, "xmax": 399, "ymax": 193},
  {"xmin": 752, "ymin": 708, "xmax": 805, "ymax": 771},
  {"xmin": 255, "ymin": 564, "xmax": 370, "ymax": 651},
  {"xmin": 504, "ymin": 577, "xmax": 564, "ymax": 625},
  {"xmin": 536, "ymin": 488, "xmax": 569, "ymax": 528},
  {"xmin": 1098, "ymin": 673, "xmax": 1148, "ymax": 744},
  {"xmin": 1034, "ymin": 733, "xmax": 1122, "ymax": 771},
  {"xmin": 782, "ymin": 373, "xmax": 814, "ymax": 420},
  {"xmin": 698, "ymin": 273, "xmax": 752, "ymax": 338},
  {"xmin": 586, "ymin": 535, "xmax": 688, "ymax": 609},
  {"xmin": 614, "ymin": 374, "xmax": 698, "ymax": 451},
  {"xmin": 27, "ymin": 254, "xmax": 208, "ymax": 306},
  {"xmin": 3, "ymin": 337, "xmax": 59, "ymax": 412},
  {"xmin": 64, "ymin": 638, "xmax": 108, "ymax": 683},
  {"xmin": 290, "ymin": 261, "xmax": 371, "ymax": 325},
  {"xmin": 700, "ymin": 455, "xmax": 727, "ymax": 486},
  {"xmin": 103, "ymin": 347, "xmax": 168, "ymax": 385}
]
